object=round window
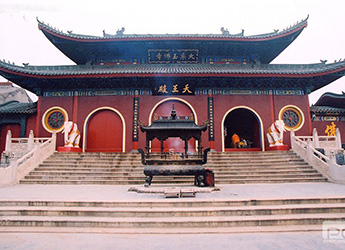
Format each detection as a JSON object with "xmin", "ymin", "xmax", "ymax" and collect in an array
[
  {"xmin": 42, "ymin": 107, "xmax": 68, "ymax": 133},
  {"xmin": 279, "ymin": 105, "xmax": 304, "ymax": 131}
]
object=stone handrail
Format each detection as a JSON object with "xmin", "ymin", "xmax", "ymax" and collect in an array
[
  {"xmin": 0, "ymin": 131, "xmax": 56, "ymax": 186},
  {"xmin": 290, "ymin": 129, "xmax": 345, "ymax": 184}
]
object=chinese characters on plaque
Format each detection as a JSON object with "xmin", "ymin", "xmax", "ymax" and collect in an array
[
  {"xmin": 148, "ymin": 49, "xmax": 199, "ymax": 64},
  {"xmin": 153, "ymin": 83, "xmax": 195, "ymax": 95}
]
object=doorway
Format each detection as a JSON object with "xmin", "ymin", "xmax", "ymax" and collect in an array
[{"xmin": 223, "ymin": 108, "xmax": 262, "ymax": 151}]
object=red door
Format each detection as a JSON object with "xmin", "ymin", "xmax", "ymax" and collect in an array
[
  {"xmin": 86, "ymin": 110, "xmax": 123, "ymax": 152},
  {"xmin": 151, "ymin": 100, "xmax": 196, "ymax": 153},
  {"xmin": 0, "ymin": 124, "xmax": 21, "ymax": 159}
]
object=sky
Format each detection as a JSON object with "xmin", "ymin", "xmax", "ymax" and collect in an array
[{"xmin": 0, "ymin": 0, "xmax": 344, "ymax": 104}]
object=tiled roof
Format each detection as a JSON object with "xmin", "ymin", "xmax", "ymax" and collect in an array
[
  {"xmin": 141, "ymin": 119, "xmax": 207, "ymax": 132},
  {"xmin": 37, "ymin": 17, "xmax": 308, "ymax": 65},
  {"xmin": 1, "ymin": 60, "xmax": 345, "ymax": 77},
  {"xmin": 37, "ymin": 17, "xmax": 308, "ymax": 41},
  {"xmin": 0, "ymin": 101, "xmax": 37, "ymax": 114},
  {"xmin": 310, "ymin": 105, "xmax": 345, "ymax": 115},
  {"xmin": 314, "ymin": 92, "xmax": 345, "ymax": 109}
]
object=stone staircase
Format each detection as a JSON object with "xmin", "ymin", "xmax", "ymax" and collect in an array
[
  {"xmin": 19, "ymin": 150, "xmax": 327, "ymax": 185},
  {"xmin": 206, "ymin": 151, "xmax": 327, "ymax": 184},
  {"xmin": 0, "ymin": 197, "xmax": 344, "ymax": 233}
]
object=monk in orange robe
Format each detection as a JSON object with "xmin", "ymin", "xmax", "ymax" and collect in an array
[{"xmin": 232, "ymin": 133, "xmax": 240, "ymax": 148}]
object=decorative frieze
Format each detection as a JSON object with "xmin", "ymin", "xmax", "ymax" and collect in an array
[
  {"xmin": 196, "ymin": 88, "xmax": 304, "ymax": 95},
  {"xmin": 43, "ymin": 88, "xmax": 305, "ymax": 97},
  {"xmin": 314, "ymin": 116, "xmax": 345, "ymax": 122},
  {"xmin": 43, "ymin": 89, "xmax": 152, "ymax": 97}
]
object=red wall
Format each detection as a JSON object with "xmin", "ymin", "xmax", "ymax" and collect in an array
[
  {"xmin": 312, "ymin": 121, "xmax": 345, "ymax": 143},
  {"xmin": 32, "ymin": 92, "xmax": 315, "ymax": 152}
]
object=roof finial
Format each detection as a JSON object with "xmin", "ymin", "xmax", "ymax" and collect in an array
[
  {"xmin": 116, "ymin": 27, "xmax": 125, "ymax": 36},
  {"xmin": 221, "ymin": 27, "xmax": 230, "ymax": 35}
]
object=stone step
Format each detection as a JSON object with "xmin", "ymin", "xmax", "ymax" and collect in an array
[
  {"xmin": 38, "ymin": 164, "xmax": 143, "ymax": 168},
  {"xmin": 19, "ymin": 180, "xmax": 185, "ymax": 185},
  {"xmin": 207, "ymin": 153, "xmax": 301, "ymax": 158},
  {"xmin": 38, "ymin": 161, "xmax": 308, "ymax": 167},
  {"xmin": 46, "ymin": 154, "xmax": 141, "ymax": 159},
  {"xmin": 217, "ymin": 178, "xmax": 327, "ymax": 184},
  {"xmin": 22, "ymin": 175, "xmax": 190, "ymax": 180},
  {"xmin": 205, "ymin": 163, "xmax": 309, "ymax": 168},
  {"xmin": 31, "ymin": 167, "xmax": 311, "ymax": 175},
  {"xmin": 2, "ymin": 197, "xmax": 343, "ymax": 207},
  {"xmin": 0, "ymin": 225, "xmax": 324, "ymax": 234},
  {"xmin": 1, "ymin": 203, "xmax": 345, "ymax": 217},
  {"xmin": 206, "ymin": 159, "xmax": 307, "ymax": 164},
  {"xmin": 42, "ymin": 160, "xmax": 142, "ymax": 165},
  {"xmin": 0, "ymin": 197, "xmax": 343, "ymax": 231},
  {"xmin": 1, "ymin": 213, "xmax": 344, "ymax": 228},
  {"xmin": 22, "ymin": 151, "xmax": 325, "ymax": 185},
  {"xmin": 28, "ymin": 169, "xmax": 319, "ymax": 176},
  {"xmin": 20, "ymin": 178, "xmax": 327, "ymax": 185},
  {"xmin": 24, "ymin": 172, "xmax": 323, "ymax": 180},
  {"xmin": 30, "ymin": 168, "xmax": 144, "ymax": 172}
]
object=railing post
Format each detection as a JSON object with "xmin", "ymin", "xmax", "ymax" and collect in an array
[
  {"xmin": 329, "ymin": 151, "xmax": 339, "ymax": 181},
  {"xmin": 5, "ymin": 130, "xmax": 12, "ymax": 151},
  {"xmin": 290, "ymin": 129, "xmax": 295, "ymax": 150},
  {"xmin": 8, "ymin": 157, "xmax": 18, "ymax": 185},
  {"xmin": 336, "ymin": 128, "xmax": 342, "ymax": 149},
  {"xmin": 306, "ymin": 139, "xmax": 312, "ymax": 162},
  {"xmin": 33, "ymin": 143, "xmax": 39, "ymax": 167},
  {"xmin": 52, "ymin": 131, "xmax": 57, "ymax": 150},
  {"xmin": 313, "ymin": 128, "xmax": 319, "ymax": 148},
  {"xmin": 28, "ymin": 130, "xmax": 34, "ymax": 151}
]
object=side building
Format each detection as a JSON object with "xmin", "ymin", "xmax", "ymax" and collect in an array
[
  {"xmin": 0, "ymin": 82, "xmax": 36, "ymax": 156},
  {"xmin": 311, "ymin": 92, "xmax": 345, "ymax": 148}
]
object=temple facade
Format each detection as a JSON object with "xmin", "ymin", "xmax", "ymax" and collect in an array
[{"xmin": 0, "ymin": 17, "xmax": 344, "ymax": 153}]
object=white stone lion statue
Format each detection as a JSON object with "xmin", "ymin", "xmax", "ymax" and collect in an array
[
  {"xmin": 266, "ymin": 120, "xmax": 286, "ymax": 147},
  {"xmin": 62, "ymin": 121, "xmax": 80, "ymax": 148}
]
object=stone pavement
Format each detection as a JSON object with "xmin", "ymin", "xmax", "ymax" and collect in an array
[
  {"xmin": 1, "ymin": 232, "xmax": 345, "ymax": 250},
  {"xmin": 1, "ymin": 182, "xmax": 345, "ymax": 201},
  {"xmin": 1, "ymin": 182, "xmax": 345, "ymax": 249}
]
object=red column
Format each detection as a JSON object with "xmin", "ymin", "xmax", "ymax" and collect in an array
[
  {"xmin": 34, "ymin": 95, "xmax": 41, "ymax": 136},
  {"xmin": 269, "ymin": 91, "xmax": 275, "ymax": 123},
  {"xmin": 305, "ymin": 94, "xmax": 313, "ymax": 135},
  {"xmin": 72, "ymin": 93, "xmax": 79, "ymax": 123}
]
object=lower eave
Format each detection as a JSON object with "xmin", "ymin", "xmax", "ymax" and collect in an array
[
  {"xmin": 1, "ymin": 62, "xmax": 345, "ymax": 93},
  {"xmin": 1, "ymin": 68, "xmax": 344, "ymax": 79}
]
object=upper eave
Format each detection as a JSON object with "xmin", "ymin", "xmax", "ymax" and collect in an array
[
  {"xmin": 37, "ymin": 17, "xmax": 308, "ymax": 65},
  {"xmin": 37, "ymin": 17, "xmax": 308, "ymax": 42}
]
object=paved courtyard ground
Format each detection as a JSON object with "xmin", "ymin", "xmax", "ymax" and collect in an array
[
  {"xmin": 1, "ymin": 232, "xmax": 345, "ymax": 250},
  {"xmin": 1, "ymin": 182, "xmax": 345, "ymax": 249}
]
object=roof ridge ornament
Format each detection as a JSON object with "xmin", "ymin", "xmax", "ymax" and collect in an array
[
  {"xmin": 116, "ymin": 27, "xmax": 125, "ymax": 36},
  {"xmin": 221, "ymin": 27, "xmax": 244, "ymax": 36},
  {"xmin": 221, "ymin": 27, "xmax": 230, "ymax": 35}
]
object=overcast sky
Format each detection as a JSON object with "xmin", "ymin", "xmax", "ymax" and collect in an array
[{"xmin": 0, "ymin": 0, "xmax": 344, "ymax": 104}]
